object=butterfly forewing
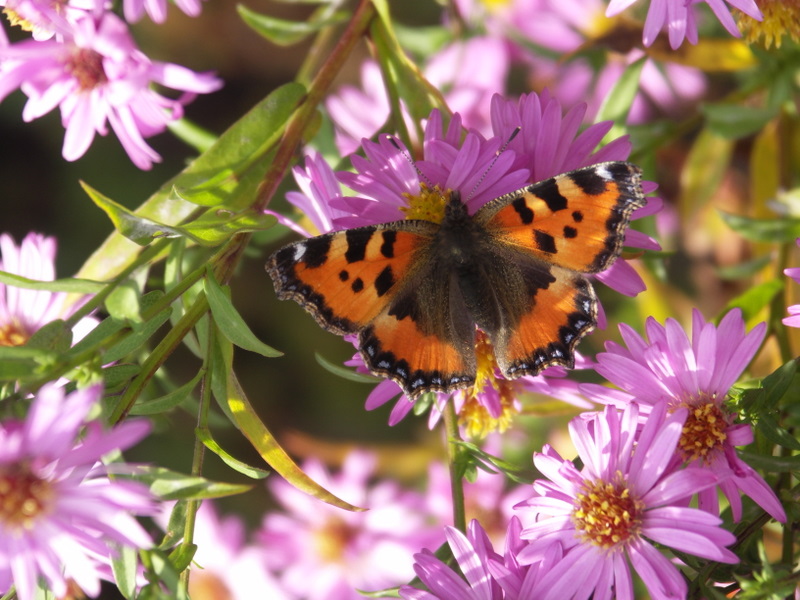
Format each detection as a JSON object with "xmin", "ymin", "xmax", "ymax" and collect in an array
[
  {"xmin": 266, "ymin": 222, "xmax": 437, "ymax": 336},
  {"xmin": 477, "ymin": 162, "xmax": 646, "ymax": 274}
]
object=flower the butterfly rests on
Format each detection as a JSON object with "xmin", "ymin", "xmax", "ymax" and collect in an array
[{"xmin": 267, "ymin": 159, "xmax": 646, "ymax": 399}]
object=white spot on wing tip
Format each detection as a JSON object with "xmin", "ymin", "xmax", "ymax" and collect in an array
[
  {"xmin": 293, "ymin": 243, "xmax": 306, "ymax": 261},
  {"xmin": 596, "ymin": 165, "xmax": 613, "ymax": 180}
]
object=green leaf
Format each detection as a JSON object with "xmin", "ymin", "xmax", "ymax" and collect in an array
[
  {"xmin": 701, "ymin": 103, "xmax": 778, "ymax": 139},
  {"xmin": 102, "ymin": 364, "xmax": 142, "ymax": 392},
  {"xmin": 174, "ymin": 209, "xmax": 277, "ymax": 246},
  {"xmin": 76, "ymin": 82, "xmax": 306, "ymax": 282},
  {"xmin": 0, "ymin": 270, "xmax": 105, "ymax": 294},
  {"xmin": 723, "ymin": 280, "xmax": 783, "ymax": 322},
  {"xmin": 204, "ymin": 269, "xmax": 282, "ymax": 358},
  {"xmin": 755, "ymin": 413, "xmax": 800, "ymax": 451},
  {"xmin": 167, "ymin": 543, "xmax": 197, "ymax": 573},
  {"xmin": 128, "ymin": 466, "xmax": 253, "ymax": 500},
  {"xmin": 315, "ymin": 352, "xmax": 377, "ymax": 384},
  {"xmin": 196, "ymin": 428, "xmax": 270, "ymax": 479},
  {"xmin": 716, "ymin": 254, "xmax": 773, "ymax": 280},
  {"xmin": 105, "ymin": 279, "xmax": 142, "ymax": 322},
  {"xmin": 167, "ymin": 118, "xmax": 217, "ymax": 153},
  {"xmin": 719, "ymin": 212, "xmax": 800, "ymax": 242},
  {"xmin": 237, "ymin": 4, "xmax": 348, "ymax": 46},
  {"xmin": 141, "ymin": 549, "xmax": 187, "ymax": 600},
  {"xmin": 68, "ymin": 315, "xmax": 126, "ymax": 356},
  {"xmin": 596, "ymin": 56, "xmax": 646, "ymax": 135},
  {"xmin": 110, "ymin": 543, "xmax": 138, "ymax": 599},
  {"xmin": 737, "ymin": 450, "xmax": 800, "ymax": 472},
  {"xmin": 0, "ymin": 346, "xmax": 55, "ymax": 381},
  {"xmin": 129, "ymin": 370, "xmax": 203, "ymax": 416},
  {"xmin": 104, "ymin": 307, "xmax": 173, "ymax": 363},
  {"xmin": 25, "ymin": 320, "xmax": 72, "ymax": 353}
]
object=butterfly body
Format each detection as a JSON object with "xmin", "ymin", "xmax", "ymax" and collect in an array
[{"xmin": 267, "ymin": 162, "xmax": 646, "ymax": 398}]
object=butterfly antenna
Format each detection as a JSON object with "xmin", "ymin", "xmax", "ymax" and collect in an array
[
  {"xmin": 466, "ymin": 126, "xmax": 521, "ymax": 201},
  {"xmin": 387, "ymin": 135, "xmax": 436, "ymax": 191}
]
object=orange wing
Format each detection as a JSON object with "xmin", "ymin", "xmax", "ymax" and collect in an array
[
  {"xmin": 267, "ymin": 220, "xmax": 477, "ymax": 397},
  {"xmin": 476, "ymin": 162, "xmax": 646, "ymax": 273}
]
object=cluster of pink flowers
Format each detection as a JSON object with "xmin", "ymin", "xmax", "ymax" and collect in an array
[{"xmin": 0, "ymin": 0, "xmax": 220, "ymax": 169}]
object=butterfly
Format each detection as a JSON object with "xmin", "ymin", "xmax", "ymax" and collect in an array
[{"xmin": 267, "ymin": 161, "xmax": 646, "ymax": 398}]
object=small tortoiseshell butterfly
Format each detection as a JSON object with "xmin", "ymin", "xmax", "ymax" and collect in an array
[{"xmin": 267, "ymin": 161, "xmax": 646, "ymax": 398}]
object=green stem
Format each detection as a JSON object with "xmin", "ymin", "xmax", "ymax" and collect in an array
[
  {"xmin": 180, "ymin": 327, "xmax": 216, "ymax": 592},
  {"xmin": 443, "ymin": 398, "xmax": 467, "ymax": 533}
]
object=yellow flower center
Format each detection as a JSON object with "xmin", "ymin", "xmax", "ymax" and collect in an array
[
  {"xmin": 0, "ymin": 320, "xmax": 29, "ymax": 347},
  {"xmin": 313, "ymin": 517, "xmax": 356, "ymax": 563},
  {"xmin": 2, "ymin": 7, "xmax": 36, "ymax": 31},
  {"xmin": 477, "ymin": 0, "xmax": 513, "ymax": 14},
  {"xmin": 0, "ymin": 467, "xmax": 55, "ymax": 532},
  {"xmin": 676, "ymin": 398, "xmax": 728, "ymax": 463},
  {"xmin": 401, "ymin": 184, "xmax": 449, "ymax": 223},
  {"xmin": 737, "ymin": 0, "xmax": 800, "ymax": 49},
  {"xmin": 572, "ymin": 474, "xmax": 643, "ymax": 549},
  {"xmin": 67, "ymin": 48, "xmax": 108, "ymax": 91},
  {"xmin": 458, "ymin": 331, "xmax": 520, "ymax": 439}
]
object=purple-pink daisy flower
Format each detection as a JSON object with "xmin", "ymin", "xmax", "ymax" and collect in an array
[
  {"xmin": 0, "ymin": 232, "xmax": 97, "ymax": 347},
  {"xmin": 783, "ymin": 238, "xmax": 800, "ymax": 327},
  {"xmin": 0, "ymin": 12, "xmax": 222, "ymax": 169},
  {"xmin": 0, "ymin": 383, "xmax": 153, "ymax": 600},
  {"xmin": 516, "ymin": 402, "xmax": 738, "ymax": 600},
  {"xmin": 606, "ymin": 0, "xmax": 763, "ymax": 48},
  {"xmin": 123, "ymin": 0, "xmax": 205, "ymax": 24},
  {"xmin": 256, "ymin": 450, "xmax": 443, "ymax": 600},
  {"xmin": 582, "ymin": 308, "xmax": 786, "ymax": 523}
]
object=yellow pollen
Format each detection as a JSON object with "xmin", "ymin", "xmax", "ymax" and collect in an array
[
  {"xmin": 313, "ymin": 517, "xmax": 355, "ymax": 563},
  {"xmin": 67, "ymin": 48, "xmax": 107, "ymax": 91},
  {"xmin": 676, "ymin": 398, "xmax": 729, "ymax": 463},
  {"xmin": 458, "ymin": 331, "xmax": 520, "ymax": 439},
  {"xmin": 572, "ymin": 475, "xmax": 642, "ymax": 549},
  {"xmin": 400, "ymin": 184, "xmax": 448, "ymax": 223},
  {"xmin": 737, "ymin": 1, "xmax": 800, "ymax": 49},
  {"xmin": 2, "ymin": 7, "xmax": 36, "ymax": 31},
  {"xmin": 0, "ymin": 321, "xmax": 29, "ymax": 347},
  {"xmin": 0, "ymin": 467, "xmax": 54, "ymax": 532},
  {"xmin": 477, "ymin": 0, "xmax": 513, "ymax": 13}
]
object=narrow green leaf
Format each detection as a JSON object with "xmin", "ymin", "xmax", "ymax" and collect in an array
[
  {"xmin": 701, "ymin": 103, "xmax": 777, "ymax": 139},
  {"xmin": 716, "ymin": 254, "xmax": 773, "ymax": 280},
  {"xmin": 175, "ymin": 210, "xmax": 277, "ymax": 246},
  {"xmin": 225, "ymin": 368, "xmax": 363, "ymax": 511},
  {"xmin": 196, "ymin": 428, "xmax": 270, "ymax": 479},
  {"xmin": 128, "ymin": 466, "xmax": 253, "ymax": 500},
  {"xmin": 167, "ymin": 543, "xmax": 197, "ymax": 573},
  {"xmin": 167, "ymin": 118, "xmax": 217, "ymax": 153},
  {"xmin": 204, "ymin": 269, "xmax": 282, "ymax": 357},
  {"xmin": 102, "ymin": 364, "xmax": 142, "ymax": 392},
  {"xmin": 129, "ymin": 371, "xmax": 203, "ymax": 416},
  {"xmin": 723, "ymin": 280, "xmax": 783, "ymax": 322},
  {"xmin": 105, "ymin": 279, "xmax": 142, "ymax": 322},
  {"xmin": 756, "ymin": 414, "xmax": 800, "ymax": 451},
  {"xmin": 110, "ymin": 543, "xmax": 138, "ymax": 599},
  {"xmin": 719, "ymin": 212, "xmax": 800, "ymax": 242},
  {"xmin": 758, "ymin": 359, "xmax": 798, "ymax": 411},
  {"xmin": 737, "ymin": 450, "xmax": 800, "ymax": 472},
  {"xmin": 25, "ymin": 320, "xmax": 72, "ymax": 353},
  {"xmin": 315, "ymin": 352, "xmax": 377, "ymax": 384},
  {"xmin": 237, "ymin": 4, "xmax": 348, "ymax": 46},
  {"xmin": 142, "ymin": 549, "xmax": 187, "ymax": 600},
  {"xmin": 0, "ymin": 270, "xmax": 105, "ymax": 294},
  {"xmin": 68, "ymin": 315, "xmax": 126, "ymax": 356},
  {"xmin": 596, "ymin": 56, "xmax": 646, "ymax": 131},
  {"xmin": 104, "ymin": 307, "xmax": 173, "ymax": 363}
]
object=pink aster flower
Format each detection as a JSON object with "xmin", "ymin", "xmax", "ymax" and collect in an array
[
  {"xmin": 489, "ymin": 92, "xmax": 661, "ymax": 315},
  {"xmin": 783, "ymin": 238, "xmax": 800, "ymax": 327},
  {"xmin": 326, "ymin": 36, "xmax": 510, "ymax": 156},
  {"xmin": 0, "ymin": 383, "xmax": 153, "ymax": 600},
  {"xmin": 0, "ymin": 0, "xmax": 103, "ymax": 40},
  {"xmin": 256, "ymin": 450, "xmax": 443, "ymax": 600},
  {"xmin": 0, "ymin": 232, "xmax": 96, "ymax": 347},
  {"xmin": 0, "ymin": 13, "xmax": 222, "ymax": 169},
  {"xmin": 606, "ymin": 0, "xmax": 762, "ymax": 48},
  {"xmin": 581, "ymin": 308, "xmax": 786, "ymax": 523},
  {"xmin": 178, "ymin": 502, "xmax": 288, "ymax": 600},
  {"xmin": 516, "ymin": 402, "xmax": 738, "ymax": 600}
]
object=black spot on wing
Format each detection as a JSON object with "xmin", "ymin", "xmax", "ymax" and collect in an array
[
  {"xmin": 572, "ymin": 210, "xmax": 583, "ymax": 222},
  {"xmin": 339, "ymin": 270, "xmax": 349, "ymax": 281},
  {"xmin": 569, "ymin": 169, "xmax": 607, "ymax": 195},
  {"xmin": 345, "ymin": 228, "xmax": 373, "ymax": 263},
  {"xmin": 563, "ymin": 226, "xmax": 577, "ymax": 239},
  {"xmin": 303, "ymin": 236, "xmax": 331, "ymax": 268},
  {"xmin": 535, "ymin": 179, "xmax": 568, "ymax": 212},
  {"xmin": 512, "ymin": 197, "xmax": 534, "ymax": 225},
  {"xmin": 380, "ymin": 230, "xmax": 397, "ymax": 258},
  {"xmin": 374, "ymin": 266, "xmax": 395, "ymax": 297},
  {"xmin": 534, "ymin": 230, "xmax": 557, "ymax": 254},
  {"xmin": 351, "ymin": 278, "xmax": 364, "ymax": 293}
]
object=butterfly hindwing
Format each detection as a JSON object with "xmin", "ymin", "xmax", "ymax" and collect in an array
[
  {"xmin": 477, "ymin": 162, "xmax": 646, "ymax": 273},
  {"xmin": 266, "ymin": 222, "xmax": 437, "ymax": 336}
]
